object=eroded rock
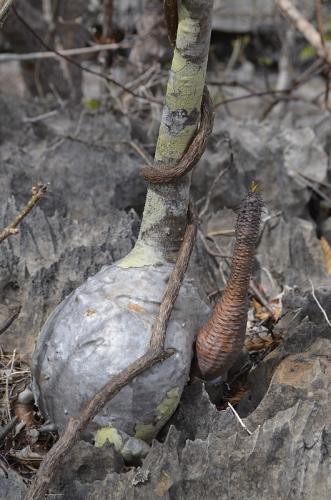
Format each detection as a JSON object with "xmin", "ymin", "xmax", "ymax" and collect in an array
[
  {"xmin": 0, "ymin": 468, "xmax": 26, "ymax": 500},
  {"xmin": 192, "ymin": 119, "xmax": 328, "ymax": 219},
  {"xmin": 48, "ymin": 285, "xmax": 331, "ymax": 499},
  {"xmin": 0, "ymin": 204, "xmax": 139, "ymax": 353}
]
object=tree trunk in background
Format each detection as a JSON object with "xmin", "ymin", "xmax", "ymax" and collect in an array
[
  {"xmin": 1, "ymin": 0, "xmax": 70, "ymax": 98},
  {"xmin": 129, "ymin": 0, "xmax": 171, "ymax": 66},
  {"xmin": 55, "ymin": 0, "xmax": 89, "ymax": 102}
]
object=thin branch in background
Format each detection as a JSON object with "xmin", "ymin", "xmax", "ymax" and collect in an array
[
  {"xmin": 261, "ymin": 58, "xmax": 324, "ymax": 119},
  {"xmin": 295, "ymin": 172, "xmax": 331, "ymax": 208},
  {"xmin": 12, "ymin": 6, "xmax": 162, "ymax": 105},
  {"xmin": 215, "ymin": 88, "xmax": 313, "ymax": 110},
  {"xmin": 277, "ymin": 0, "xmax": 331, "ymax": 65},
  {"xmin": 24, "ymin": 206, "xmax": 197, "ymax": 500},
  {"xmin": 101, "ymin": 0, "xmax": 114, "ymax": 69},
  {"xmin": 4, "ymin": 350, "xmax": 16, "ymax": 420},
  {"xmin": 315, "ymin": 0, "xmax": 325, "ymax": 50},
  {"xmin": 207, "ymin": 79, "xmax": 255, "ymax": 94},
  {"xmin": 0, "ymin": 0, "xmax": 14, "ymax": 22},
  {"xmin": 309, "ymin": 279, "xmax": 331, "ymax": 329},
  {"xmin": 0, "ymin": 184, "xmax": 48, "ymax": 244},
  {"xmin": 102, "ymin": 0, "xmax": 113, "ymax": 41},
  {"xmin": 314, "ymin": 0, "xmax": 331, "ymax": 108},
  {"xmin": 23, "ymin": 110, "xmax": 58, "ymax": 123},
  {"xmin": 199, "ymin": 166, "xmax": 229, "ymax": 219},
  {"xmin": 0, "ymin": 306, "xmax": 21, "ymax": 336},
  {"xmin": 0, "ymin": 42, "xmax": 129, "ymax": 63},
  {"xmin": 249, "ymin": 280, "xmax": 278, "ymax": 322}
]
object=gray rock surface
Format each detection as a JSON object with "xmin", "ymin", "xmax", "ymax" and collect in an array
[
  {"xmin": 50, "ymin": 440, "xmax": 124, "ymax": 493},
  {"xmin": 0, "ymin": 101, "xmax": 146, "ymax": 218},
  {"xmin": 49, "ymin": 286, "xmax": 331, "ymax": 499},
  {"xmin": 0, "ymin": 468, "xmax": 27, "ymax": 500},
  {"xmin": 0, "ymin": 97, "xmax": 148, "ymax": 355},
  {"xmin": 115, "ymin": 0, "xmax": 316, "ymax": 33},
  {"xmin": 256, "ymin": 215, "xmax": 329, "ymax": 296},
  {"xmin": 192, "ymin": 118, "xmax": 328, "ymax": 218},
  {"xmin": 0, "ymin": 203, "xmax": 139, "ymax": 354}
]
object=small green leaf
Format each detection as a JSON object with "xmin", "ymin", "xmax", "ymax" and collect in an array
[
  {"xmin": 258, "ymin": 56, "xmax": 273, "ymax": 67},
  {"xmin": 84, "ymin": 98, "xmax": 101, "ymax": 111},
  {"xmin": 299, "ymin": 44, "xmax": 316, "ymax": 61}
]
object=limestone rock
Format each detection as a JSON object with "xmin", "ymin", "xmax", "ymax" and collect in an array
[
  {"xmin": 50, "ymin": 440, "xmax": 124, "ymax": 493},
  {"xmin": 0, "ymin": 203, "xmax": 139, "ymax": 354},
  {"xmin": 0, "ymin": 468, "xmax": 26, "ymax": 500},
  {"xmin": 192, "ymin": 119, "xmax": 328, "ymax": 219},
  {"xmin": 50, "ymin": 286, "xmax": 331, "ymax": 499}
]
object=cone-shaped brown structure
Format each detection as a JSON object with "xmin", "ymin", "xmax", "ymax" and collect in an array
[{"xmin": 196, "ymin": 184, "xmax": 263, "ymax": 380}]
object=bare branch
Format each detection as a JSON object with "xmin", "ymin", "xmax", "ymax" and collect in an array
[
  {"xmin": 0, "ymin": 306, "xmax": 21, "ymax": 336},
  {"xmin": 0, "ymin": 0, "xmax": 14, "ymax": 22},
  {"xmin": 12, "ymin": 6, "xmax": 161, "ymax": 105},
  {"xmin": 0, "ymin": 42, "xmax": 129, "ymax": 63},
  {"xmin": 0, "ymin": 184, "xmax": 48, "ymax": 244},
  {"xmin": 277, "ymin": 0, "xmax": 331, "ymax": 65}
]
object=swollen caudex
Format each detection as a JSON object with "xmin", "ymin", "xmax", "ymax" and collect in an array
[{"xmin": 32, "ymin": 262, "xmax": 210, "ymax": 440}]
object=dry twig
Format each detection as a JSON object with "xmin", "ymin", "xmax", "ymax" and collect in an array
[
  {"xmin": 309, "ymin": 279, "xmax": 331, "ymax": 328},
  {"xmin": 0, "ymin": 42, "xmax": 129, "ymax": 63},
  {"xmin": 0, "ymin": 306, "xmax": 21, "ymax": 336},
  {"xmin": 0, "ymin": 184, "xmax": 48, "ymax": 244},
  {"xmin": 277, "ymin": 0, "xmax": 331, "ymax": 65},
  {"xmin": 12, "ymin": 6, "xmax": 161, "ymax": 105},
  {"xmin": 0, "ymin": 0, "xmax": 13, "ymax": 22},
  {"xmin": 25, "ymin": 205, "xmax": 197, "ymax": 500}
]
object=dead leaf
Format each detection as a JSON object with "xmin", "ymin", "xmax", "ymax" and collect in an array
[
  {"xmin": 14, "ymin": 402, "xmax": 34, "ymax": 427},
  {"xmin": 10, "ymin": 445, "xmax": 42, "ymax": 462},
  {"xmin": 85, "ymin": 308, "xmax": 97, "ymax": 316},
  {"xmin": 128, "ymin": 302, "xmax": 146, "ymax": 314},
  {"xmin": 154, "ymin": 470, "xmax": 173, "ymax": 497},
  {"xmin": 320, "ymin": 236, "xmax": 331, "ymax": 275}
]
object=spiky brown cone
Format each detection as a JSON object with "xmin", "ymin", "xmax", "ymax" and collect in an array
[{"xmin": 196, "ymin": 184, "xmax": 263, "ymax": 380}]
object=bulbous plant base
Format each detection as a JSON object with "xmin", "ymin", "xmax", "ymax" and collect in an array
[{"xmin": 32, "ymin": 262, "xmax": 210, "ymax": 442}]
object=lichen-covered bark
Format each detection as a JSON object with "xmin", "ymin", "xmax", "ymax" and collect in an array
[{"xmin": 121, "ymin": 0, "xmax": 213, "ymax": 267}]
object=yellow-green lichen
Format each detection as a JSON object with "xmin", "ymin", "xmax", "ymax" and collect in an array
[
  {"xmin": 156, "ymin": 387, "xmax": 180, "ymax": 422},
  {"xmin": 118, "ymin": 242, "xmax": 163, "ymax": 269},
  {"xmin": 177, "ymin": 5, "xmax": 199, "ymax": 49},
  {"xmin": 155, "ymin": 50, "xmax": 206, "ymax": 163},
  {"xmin": 94, "ymin": 426, "xmax": 123, "ymax": 451},
  {"xmin": 134, "ymin": 387, "xmax": 180, "ymax": 442},
  {"xmin": 134, "ymin": 422, "xmax": 157, "ymax": 442}
]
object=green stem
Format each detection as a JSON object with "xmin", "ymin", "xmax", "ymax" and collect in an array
[{"xmin": 120, "ymin": 0, "xmax": 213, "ymax": 268}]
